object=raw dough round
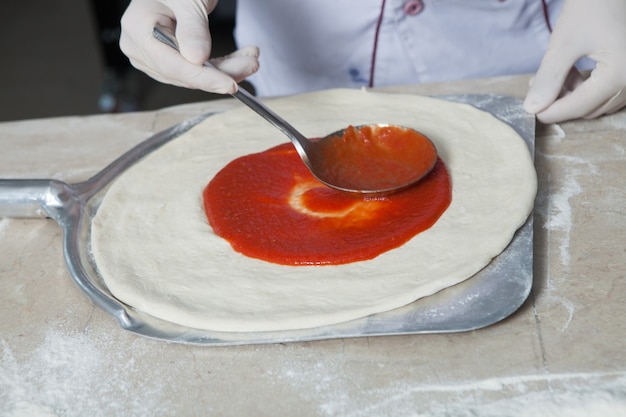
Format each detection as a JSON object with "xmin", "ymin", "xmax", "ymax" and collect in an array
[{"xmin": 91, "ymin": 89, "xmax": 536, "ymax": 332}]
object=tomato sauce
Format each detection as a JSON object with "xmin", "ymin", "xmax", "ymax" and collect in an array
[{"xmin": 203, "ymin": 143, "xmax": 451, "ymax": 266}]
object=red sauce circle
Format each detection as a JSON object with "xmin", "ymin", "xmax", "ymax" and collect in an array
[{"xmin": 204, "ymin": 143, "xmax": 451, "ymax": 266}]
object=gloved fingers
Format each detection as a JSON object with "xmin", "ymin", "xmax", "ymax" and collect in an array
[
  {"xmin": 527, "ymin": 67, "xmax": 586, "ymax": 101},
  {"xmin": 523, "ymin": 50, "xmax": 583, "ymax": 115},
  {"xmin": 119, "ymin": 1, "xmax": 175, "ymax": 63},
  {"xmin": 167, "ymin": 0, "xmax": 214, "ymax": 65},
  {"xmin": 209, "ymin": 46, "xmax": 260, "ymax": 82},
  {"xmin": 523, "ymin": 0, "xmax": 589, "ymax": 116},
  {"xmin": 175, "ymin": 23, "xmax": 211, "ymax": 66},
  {"xmin": 525, "ymin": 0, "xmax": 626, "ymax": 122},
  {"xmin": 534, "ymin": 68, "xmax": 625, "ymax": 123},
  {"xmin": 583, "ymin": 88, "xmax": 626, "ymax": 120},
  {"xmin": 144, "ymin": 66, "xmax": 238, "ymax": 94},
  {"xmin": 149, "ymin": 34, "xmax": 258, "ymax": 92},
  {"xmin": 137, "ymin": 38, "xmax": 237, "ymax": 93}
]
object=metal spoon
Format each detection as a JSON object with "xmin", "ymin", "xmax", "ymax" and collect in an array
[{"xmin": 153, "ymin": 26, "xmax": 437, "ymax": 195}]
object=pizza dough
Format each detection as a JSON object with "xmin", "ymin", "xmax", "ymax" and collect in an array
[{"xmin": 91, "ymin": 89, "xmax": 536, "ymax": 332}]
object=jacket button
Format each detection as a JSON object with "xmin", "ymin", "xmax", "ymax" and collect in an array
[{"xmin": 403, "ymin": 0, "xmax": 424, "ymax": 16}]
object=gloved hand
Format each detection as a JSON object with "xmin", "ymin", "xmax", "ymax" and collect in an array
[
  {"xmin": 524, "ymin": 0, "xmax": 626, "ymax": 123},
  {"xmin": 119, "ymin": 0, "xmax": 259, "ymax": 94}
]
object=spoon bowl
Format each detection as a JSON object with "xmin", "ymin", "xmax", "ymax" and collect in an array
[
  {"xmin": 306, "ymin": 124, "xmax": 438, "ymax": 194},
  {"xmin": 153, "ymin": 26, "xmax": 437, "ymax": 195}
]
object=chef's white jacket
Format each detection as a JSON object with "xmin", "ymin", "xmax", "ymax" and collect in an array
[{"xmin": 234, "ymin": 0, "xmax": 563, "ymax": 97}]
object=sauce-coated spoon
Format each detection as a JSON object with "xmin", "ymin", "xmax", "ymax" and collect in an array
[{"xmin": 153, "ymin": 26, "xmax": 437, "ymax": 195}]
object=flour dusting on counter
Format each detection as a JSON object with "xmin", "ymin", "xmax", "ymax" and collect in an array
[
  {"xmin": 546, "ymin": 174, "xmax": 582, "ymax": 267},
  {"xmin": 270, "ymin": 356, "xmax": 626, "ymax": 417},
  {"xmin": 0, "ymin": 324, "xmax": 171, "ymax": 417},
  {"xmin": 543, "ymin": 152, "xmax": 601, "ymax": 268},
  {"xmin": 537, "ymin": 123, "xmax": 570, "ymax": 267}
]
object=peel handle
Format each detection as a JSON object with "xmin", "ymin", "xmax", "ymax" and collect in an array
[{"xmin": 0, "ymin": 179, "xmax": 73, "ymax": 219}]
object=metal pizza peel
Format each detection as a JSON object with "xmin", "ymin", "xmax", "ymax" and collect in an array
[{"xmin": 0, "ymin": 93, "xmax": 534, "ymax": 345}]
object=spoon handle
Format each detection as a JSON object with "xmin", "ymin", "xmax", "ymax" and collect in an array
[
  {"xmin": 231, "ymin": 88, "xmax": 311, "ymax": 153},
  {"xmin": 152, "ymin": 26, "xmax": 312, "ymax": 162}
]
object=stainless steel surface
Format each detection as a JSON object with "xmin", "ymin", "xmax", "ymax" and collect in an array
[
  {"xmin": 0, "ymin": 93, "xmax": 534, "ymax": 346},
  {"xmin": 153, "ymin": 26, "xmax": 432, "ymax": 195}
]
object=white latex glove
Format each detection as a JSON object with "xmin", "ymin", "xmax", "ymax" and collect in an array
[
  {"xmin": 119, "ymin": 0, "xmax": 259, "ymax": 94},
  {"xmin": 523, "ymin": 0, "xmax": 626, "ymax": 123}
]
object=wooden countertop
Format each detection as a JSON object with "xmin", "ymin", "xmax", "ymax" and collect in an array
[{"xmin": 1, "ymin": 74, "xmax": 625, "ymax": 416}]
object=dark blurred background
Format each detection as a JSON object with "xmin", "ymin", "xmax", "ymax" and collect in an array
[{"xmin": 0, "ymin": 0, "xmax": 238, "ymax": 122}]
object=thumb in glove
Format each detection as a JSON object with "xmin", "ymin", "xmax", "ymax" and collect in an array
[{"xmin": 523, "ymin": 0, "xmax": 626, "ymax": 123}]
